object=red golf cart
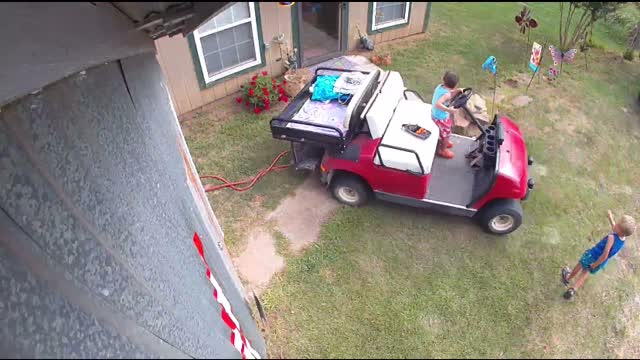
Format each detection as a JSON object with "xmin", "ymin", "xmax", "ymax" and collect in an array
[{"xmin": 270, "ymin": 68, "xmax": 534, "ymax": 235}]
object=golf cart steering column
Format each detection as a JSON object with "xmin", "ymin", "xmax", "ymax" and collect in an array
[{"xmin": 449, "ymin": 88, "xmax": 487, "ymax": 137}]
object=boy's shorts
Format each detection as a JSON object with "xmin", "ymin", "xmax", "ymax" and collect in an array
[
  {"xmin": 579, "ymin": 251, "xmax": 603, "ymax": 274},
  {"xmin": 432, "ymin": 116, "xmax": 452, "ymax": 142}
]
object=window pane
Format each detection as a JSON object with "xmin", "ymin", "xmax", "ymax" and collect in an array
[
  {"xmin": 198, "ymin": 2, "xmax": 250, "ymax": 34},
  {"xmin": 231, "ymin": 2, "xmax": 250, "ymax": 22},
  {"xmin": 204, "ymin": 53, "xmax": 223, "ymax": 75},
  {"xmin": 214, "ymin": 6, "xmax": 234, "ymax": 28},
  {"xmin": 220, "ymin": 47, "xmax": 239, "ymax": 69},
  {"xmin": 198, "ymin": 17, "xmax": 218, "ymax": 34},
  {"xmin": 376, "ymin": 2, "xmax": 407, "ymax": 25},
  {"xmin": 216, "ymin": 27, "xmax": 236, "ymax": 49},
  {"xmin": 237, "ymin": 41, "xmax": 256, "ymax": 63},
  {"xmin": 200, "ymin": 34, "xmax": 219, "ymax": 56},
  {"xmin": 196, "ymin": 3, "xmax": 258, "ymax": 79},
  {"xmin": 233, "ymin": 22, "xmax": 253, "ymax": 44}
]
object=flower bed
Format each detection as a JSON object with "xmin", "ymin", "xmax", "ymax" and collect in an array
[{"xmin": 236, "ymin": 71, "xmax": 289, "ymax": 114}]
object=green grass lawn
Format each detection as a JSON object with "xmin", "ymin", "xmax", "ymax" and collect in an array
[
  {"xmin": 182, "ymin": 102, "xmax": 307, "ymax": 252},
  {"xmin": 183, "ymin": 2, "xmax": 640, "ymax": 357}
]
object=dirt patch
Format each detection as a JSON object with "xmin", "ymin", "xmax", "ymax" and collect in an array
[
  {"xmin": 232, "ymin": 176, "xmax": 340, "ymax": 295},
  {"xmin": 504, "ymin": 79, "xmax": 519, "ymax": 88},
  {"xmin": 612, "ymin": 294, "xmax": 640, "ymax": 358},
  {"xmin": 357, "ymin": 255, "xmax": 386, "ymax": 276},
  {"xmin": 233, "ymin": 230, "xmax": 285, "ymax": 296},
  {"xmin": 532, "ymin": 163, "xmax": 548, "ymax": 177},
  {"xmin": 268, "ymin": 176, "xmax": 340, "ymax": 253},
  {"xmin": 541, "ymin": 226, "xmax": 561, "ymax": 245},
  {"xmin": 511, "ymin": 95, "xmax": 533, "ymax": 108},
  {"xmin": 419, "ymin": 313, "xmax": 446, "ymax": 334}
]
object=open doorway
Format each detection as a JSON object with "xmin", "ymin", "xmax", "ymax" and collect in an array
[{"xmin": 293, "ymin": 2, "xmax": 348, "ymax": 67}]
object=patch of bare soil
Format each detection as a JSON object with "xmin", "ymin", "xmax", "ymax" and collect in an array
[
  {"xmin": 504, "ymin": 79, "xmax": 519, "ymax": 88},
  {"xmin": 610, "ymin": 294, "xmax": 640, "ymax": 358},
  {"xmin": 268, "ymin": 176, "xmax": 340, "ymax": 253},
  {"xmin": 233, "ymin": 177, "xmax": 340, "ymax": 296}
]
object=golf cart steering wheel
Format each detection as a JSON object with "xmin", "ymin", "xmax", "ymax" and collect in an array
[{"xmin": 449, "ymin": 87, "xmax": 473, "ymax": 109}]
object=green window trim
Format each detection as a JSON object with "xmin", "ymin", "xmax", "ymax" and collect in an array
[
  {"xmin": 422, "ymin": 2, "xmax": 432, "ymax": 33},
  {"xmin": 188, "ymin": 2, "xmax": 267, "ymax": 90},
  {"xmin": 367, "ymin": 2, "xmax": 412, "ymax": 35}
]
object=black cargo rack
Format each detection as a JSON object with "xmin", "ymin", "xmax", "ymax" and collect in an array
[{"xmin": 270, "ymin": 67, "xmax": 380, "ymax": 150}]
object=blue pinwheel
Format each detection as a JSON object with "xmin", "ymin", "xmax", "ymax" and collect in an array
[
  {"xmin": 482, "ymin": 56, "xmax": 497, "ymax": 75},
  {"xmin": 482, "ymin": 56, "xmax": 498, "ymax": 117}
]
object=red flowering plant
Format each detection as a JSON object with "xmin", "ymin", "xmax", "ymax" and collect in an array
[{"xmin": 236, "ymin": 71, "xmax": 289, "ymax": 114}]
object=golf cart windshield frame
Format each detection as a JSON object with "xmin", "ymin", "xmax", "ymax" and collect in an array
[{"xmin": 467, "ymin": 114, "xmax": 504, "ymax": 207}]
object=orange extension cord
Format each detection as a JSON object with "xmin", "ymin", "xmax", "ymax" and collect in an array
[{"xmin": 200, "ymin": 151, "xmax": 291, "ymax": 193}]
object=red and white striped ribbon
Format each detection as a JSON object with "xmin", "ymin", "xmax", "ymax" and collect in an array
[{"xmin": 193, "ymin": 232, "xmax": 261, "ymax": 359}]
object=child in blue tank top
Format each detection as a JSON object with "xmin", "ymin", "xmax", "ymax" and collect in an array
[
  {"xmin": 431, "ymin": 71, "xmax": 464, "ymax": 159},
  {"xmin": 562, "ymin": 210, "xmax": 636, "ymax": 300}
]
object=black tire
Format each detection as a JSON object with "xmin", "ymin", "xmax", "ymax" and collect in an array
[
  {"xmin": 477, "ymin": 199, "xmax": 523, "ymax": 235},
  {"xmin": 330, "ymin": 174, "xmax": 370, "ymax": 207}
]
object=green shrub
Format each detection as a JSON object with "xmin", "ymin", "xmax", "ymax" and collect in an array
[
  {"xmin": 588, "ymin": 38, "xmax": 605, "ymax": 49},
  {"xmin": 623, "ymin": 48, "xmax": 635, "ymax": 60}
]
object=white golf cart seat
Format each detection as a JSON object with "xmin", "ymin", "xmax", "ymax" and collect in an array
[
  {"xmin": 365, "ymin": 71, "xmax": 405, "ymax": 139},
  {"xmin": 343, "ymin": 70, "xmax": 380, "ymax": 129},
  {"xmin": 373, "ymin": 99, "xmax": 440, "ymax": 175}
]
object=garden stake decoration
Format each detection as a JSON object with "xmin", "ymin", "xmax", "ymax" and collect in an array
[
  {"xmin": 548, "ymin": 45, "xmax": 577, "ymax": 76},
  {"xmin": 526, "ymin": 41, "xmax": 546, "ymax": 93},
  {"xmin": 548, "ymin": 67, "xmax": 559, "ymax": 82},
  {"xmin": 482, "ymin": 56, "xmax": 498, "ymax": 118},
  {"xmin": 515, "ymin": 6, "xmax": 538, "ymax": 47}
]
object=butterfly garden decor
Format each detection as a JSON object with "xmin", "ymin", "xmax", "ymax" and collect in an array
[{"xmin": 548, "ymin": 45, "xmax": 577, "ymax": 74}]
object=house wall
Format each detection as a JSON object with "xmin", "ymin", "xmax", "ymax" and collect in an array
[
  {"xmin": 0, "ymin": 52, "xmax": 266, "ymax": 359},
  {"xmin": 1, "ymin": 3, "xmax": 266, "ymax": 357},
  {"xmin": 347, "ymin": 2, "xmax": 428, "ymax": 50},
  {"xmin": 156, "ymin": 2, "xmax": 294, "ymax": 116},
  {"xmin": 157, "ymin": 2, "xmax": 430, "ymax": 116}
]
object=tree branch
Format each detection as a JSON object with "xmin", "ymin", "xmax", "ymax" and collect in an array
[
  {"xmin": 569, "ymin": 10, "xmax": 591, "ymax": 49},
  {"xmin": 559, "ymin": 2, "xmax": 564, "ymax": 47},
  {"xmin": 563, "ymin": 3, "xmax": 578, "ymax": 49}
]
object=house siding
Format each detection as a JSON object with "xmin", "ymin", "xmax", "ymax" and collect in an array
[
  {"xmin": 348, "ymin": 2, "xmax": 428, "ymax": 50},
  {"xmin": 155, "ymin": 2, "xmax": 293, "ymax": 115},
  {"xmin": 156, "ymin": 2, "xmax": 429, "ymax": 115}
]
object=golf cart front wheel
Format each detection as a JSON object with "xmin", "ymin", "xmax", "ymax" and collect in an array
[
  {"xmin": 477, "ymin": 199, "xmax": 523, "ymax": 235},
  {"xmin": 330, "ymin": 174, "xmax": 370, "ymax": 207}
]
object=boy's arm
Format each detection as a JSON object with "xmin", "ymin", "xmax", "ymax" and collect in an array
[
  {"xmin": 451, "ymin": 88, "xmax": 465, "ymax": 97},
  {"xmin": 591, "ymin": 234, "xmax": 614, "ymax": 269},
  {"xmin": 435, "ymin": 93, "xmax": 455, "ymax": 114},
  {"xmin": 607, "ymin": 210, "xmax": 615, "ymax": 229}
]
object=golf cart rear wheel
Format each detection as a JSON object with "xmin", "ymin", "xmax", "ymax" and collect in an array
[
  {"xmin": 330, "ymin": 174, "xmax": 369, "ymax": 207},
  {"xmin": 478, "ymin": 199, "xmax": 523, "ymax": 235}
]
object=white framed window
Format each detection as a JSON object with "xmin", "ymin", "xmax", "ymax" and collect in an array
[
  {"xmin": 192, "ymin": 2, "xmax": 262, "ymax": 84},
  {"xmin": 371, "ymin": 2, "xmax": 411, "ymax": 31}
]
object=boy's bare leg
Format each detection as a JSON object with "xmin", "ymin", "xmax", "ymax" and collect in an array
[
  {"xmin": 572, "ymin": 268, "xmax": 590, "ymax": 290},
  {"xmin": 567, "ymin": 261, "xmax": 583, "ymax": 282}
]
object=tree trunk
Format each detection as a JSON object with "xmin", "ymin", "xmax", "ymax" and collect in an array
[
  {"xmin": 630, "ymin": 22, "xmax": 640, "ymax": 51},
  {"xmin": 559, "ymin": 2, "xmax": 564, "ymax": 48}
]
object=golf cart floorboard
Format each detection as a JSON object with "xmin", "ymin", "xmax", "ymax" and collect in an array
[{"xmin": 425, "ymin": 135, "xmax": 477, "ymax": 206}]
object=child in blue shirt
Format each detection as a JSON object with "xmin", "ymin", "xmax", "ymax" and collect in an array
[
  {"xmin": 431, "ymin": 71, "xmax": 463, "ymax": 159},
  {"xmin": 562, "ymin": 210, "xmax": 636, "ymax": 300}
]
